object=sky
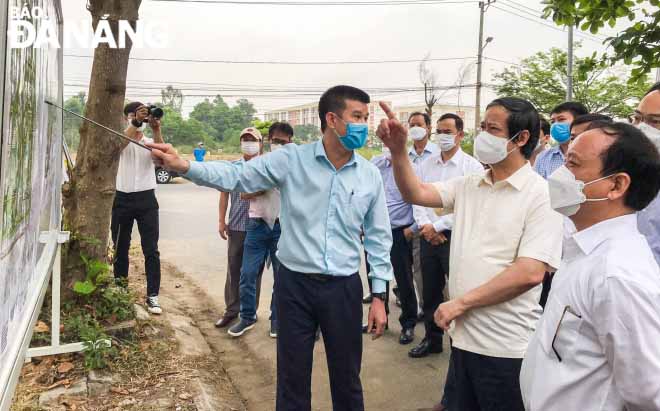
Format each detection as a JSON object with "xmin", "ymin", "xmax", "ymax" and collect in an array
[{"xmin": 61, "ymin": 0, "xmax": 617, "ymax": 118}]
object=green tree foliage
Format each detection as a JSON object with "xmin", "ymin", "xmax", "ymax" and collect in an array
[
  {"xmin": 160, "ymin": 85, "xmax": 183, "ymax": 114},
  {"xmin": 252, "ymin": 119, "xmax": 274, "ymax": 139},
  {"xmin": 63, "ymin": 92, "xmax": 86, "ymax": 150},
  {"xmin": 493, "ymin": 47, "xmax": 650, "ymax": 117},
  {"xmin": 189, "ymin": 95, "xmax": 256, "ymax": 141},
  {"xmin": 292, "ymin": 124, "xmax": 321, "ymax": 142},
  {"xmin": 542, "ymin": 0, "xmax": 659, "ymax": 81}
]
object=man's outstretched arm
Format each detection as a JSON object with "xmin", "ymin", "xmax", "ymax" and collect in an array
[
  {"xmin": 148, "ymin": 143, "xmax": 287, "ymax": 193},
  {"xmin": 376, "ymin": 102, "xmax": 443, "ymax": 208}
]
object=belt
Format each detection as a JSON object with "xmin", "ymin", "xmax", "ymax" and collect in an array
[
  {"xmin": 252, "ymin": 217, "xmax": 280, "ymax": 225},
  {"xmin": 302, "ymin": 273, "xmax": 340, "ymax": 283}
]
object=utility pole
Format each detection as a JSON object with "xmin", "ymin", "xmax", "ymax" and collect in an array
[
  {"xmin": 475, "ymin": 0, "xmax": 493, "ymax": 132},
  {"xmin": 566, "ymin": 24, "xmax": 574, "ymax": 101}
]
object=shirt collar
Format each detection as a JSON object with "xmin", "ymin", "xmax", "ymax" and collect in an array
[
  {"xmin": 435, "ymin": 148, "xmax": 464, "ymax": 166},
  {"xmin": 314, "ymin": 139, "xmax": 357, "ymax": 169},
  {"xmin": 408, "ymin": 141, "xmax": 436, "ymax": 157},
  {"xmin": 548, "ymin": 145, "xmax": 566, "ymax": 159},
  {"xmin": 571, "ymin": 213, "xmax": 638, "ymax": 256},
  {"xmin": 479, "ymin": 162, "xmax": 534, "ymax": 191}
]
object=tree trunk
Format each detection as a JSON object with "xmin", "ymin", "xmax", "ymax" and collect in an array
[{"xmin": 61, "ymin": 0, "xmax": 141, "ymax": 294}]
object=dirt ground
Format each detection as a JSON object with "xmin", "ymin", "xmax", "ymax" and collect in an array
[{"xmin": 11, "ymin": 251, "xmax": 245, "ymax": 411}]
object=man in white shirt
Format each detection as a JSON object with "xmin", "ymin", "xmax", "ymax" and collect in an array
[
  {"xmin": 228, "ymin": 124, "xmax": 294, "ymax": 339},
  {"xmin": 112, "ymin": 102, "xmax": 165, "ymax": 314},
  {"xmin": 520, "ymin": 121, "xmax": 660, "ymax": 411},
  {"xmin": 410, "ymin": 113, "xmax": 483, "ymax": 361},
  {"xmin": 377, "ymin": 97, "xmax": 563, "ymax": 411}
]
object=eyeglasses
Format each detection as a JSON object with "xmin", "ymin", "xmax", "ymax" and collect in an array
[
  {"xmin": 629, "ymin": 112, "xmax": 660, "ymax": 129},
  {"xmin": 551, "ymin": 305, "xmax": 581, "ymax": 362}
]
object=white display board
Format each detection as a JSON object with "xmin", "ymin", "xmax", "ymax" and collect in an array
[{"xmin": 0, "ymin": 0, "xmax": 63, "ymax": 408}]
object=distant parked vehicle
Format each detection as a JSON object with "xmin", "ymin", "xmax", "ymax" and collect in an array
[{"xmin": 155, "ymin": 167, "xmax": 180, "ymax": 184}]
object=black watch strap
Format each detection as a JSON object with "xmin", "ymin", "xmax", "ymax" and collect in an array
[{"xmin": 372, "ymin": 292, "xmax": 387, "ymax": 302}]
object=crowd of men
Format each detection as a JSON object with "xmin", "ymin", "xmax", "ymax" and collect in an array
[{"xmin": 115, "ymin": 81, "xmax": 660, "ymax": 411}]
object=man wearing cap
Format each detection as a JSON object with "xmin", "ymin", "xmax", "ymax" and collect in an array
[
  {"xmin": 149, "ymin": 85, "xmax": 391, "ymax": 410},
  {"xmin": 228, "ymin": 124, "xmax": 294, "ymax": 339},
  {"xmin": 193, "ymin": 142, "xmax": 207, "ymax": 162},
  {"xmin": 112, "ymin": 102, "xmax": 165, "ymax": 314}
]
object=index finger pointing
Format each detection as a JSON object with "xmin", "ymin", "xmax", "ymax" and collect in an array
[{"xmin": 379, "ymin": 101, "xmax": 396, "ymax": 120}]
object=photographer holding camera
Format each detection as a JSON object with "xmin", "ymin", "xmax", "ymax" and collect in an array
[{"xmin": 111, "ymin": 102, "xmax": 165, "ymax": 314}]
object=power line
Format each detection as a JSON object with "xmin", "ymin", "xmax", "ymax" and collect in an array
[
  {"xmin": 64, "ymin": 54, "xmax": 474, "ymax": 65},
  {"xmin": 148, "ymin": 0, "xmax": 477, "ymax": 5}
]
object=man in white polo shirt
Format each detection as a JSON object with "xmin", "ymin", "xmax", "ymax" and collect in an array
[
  {"xmin": 112, "ymin": 102, "xmax": 164, "ymax": 314},
  {"xmin": 377, "ymin": 97, "xmax": 563, "ymax": 411},
  {"xmin": 520, "ymin": 122, "xmax": 660, "ymax": 411}
]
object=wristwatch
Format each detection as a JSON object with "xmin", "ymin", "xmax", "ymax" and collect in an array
[{"xmin": 371, "ymin": 292, "xmax": 387, "ymax": 302}]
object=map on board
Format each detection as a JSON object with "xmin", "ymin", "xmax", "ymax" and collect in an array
[{"xmin": 0, "ymin": 0, "xmax": 63, "ymax": 388}]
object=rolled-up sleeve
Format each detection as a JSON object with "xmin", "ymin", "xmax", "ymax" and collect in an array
[
  {"xmin": 184, "ymin": 150, "xmax": 289, "ymax": 193},
  {"xmin": 517, "ymin": 192, "xmax": 563, "ymax": 270},
  {"xmin": 363, "ymin": 172, "xmax": 394, "ymax": 294}
]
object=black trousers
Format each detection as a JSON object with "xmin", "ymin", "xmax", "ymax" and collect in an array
[
  {"xmin": 448, "ymin": 347, "xmax": 524, "ymax": 411},
  {"xmin": 389, "ymin": 227, "xmax": 417, "ymax": 329},
  {"xmin": 111, "ymin": 189, "xmax": 161, "ymax": 297},
  {"xmin": 420, "ymin": 232, "xmax": 451, "ymax": 346},
  {"xmin": 276, "ymin": 265, "xmax": 364, "ymax": 411}
]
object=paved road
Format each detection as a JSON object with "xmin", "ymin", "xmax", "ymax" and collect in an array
[{"xmin": 150, "ymin": 179, "xmax": 450, "ymax": 410}]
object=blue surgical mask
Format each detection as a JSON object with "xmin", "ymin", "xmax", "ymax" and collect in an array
[
  {"xmin": 550, "ymin": 122, "xmax": 571, "ymax": 144},
  {"xmin": 332, "ymin": 114, "xmax": 368, "ymax": 150}
]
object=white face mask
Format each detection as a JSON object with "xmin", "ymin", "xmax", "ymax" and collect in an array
[
  {"xmin": 473, "ymin": 130, "xmax": 520, "ymax": 165},
  {"xmin": 548, "ymin": 165, "xmax": 613, "ymax": 217},
  {"xmin": 409, "ymin": 126, "xmax": 427, "ymax": 141},
  {"xmin": 435, "ymin": 133, "xmax": 457, "ymax": 152},
  {"xmin": 638, "ymin": 122, "xmax": 660, "ymax": 151},
  {"xmin": 241, "ymin": 141, "xmax": 260, "ymax": 156}
]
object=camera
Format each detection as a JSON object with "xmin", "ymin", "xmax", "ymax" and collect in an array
[{"xmin": 145, "ymin": 104, "xmax": 164, "ymax": 120}]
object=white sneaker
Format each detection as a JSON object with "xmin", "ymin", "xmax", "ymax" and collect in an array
[{"xmin": 146, "ymin": 296, "xmax": 163, "ymax": 315}]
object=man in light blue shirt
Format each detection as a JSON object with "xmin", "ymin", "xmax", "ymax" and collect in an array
[
  {"xmin": 534, "ymin": 102, "xmax": 588, "ymax": 179},
  {"xmin": 149, "ymin": 85, "xmax": 392, "ymax": 411}
]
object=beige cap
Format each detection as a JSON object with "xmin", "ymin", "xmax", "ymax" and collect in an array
[{"xmin": 240, "ymin": 127, "xmax": 262, "ymax": 141}]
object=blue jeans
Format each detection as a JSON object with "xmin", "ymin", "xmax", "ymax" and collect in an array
[{"xmin": 239, "ymin": 218, "xmax": 281, "ymax": 321}]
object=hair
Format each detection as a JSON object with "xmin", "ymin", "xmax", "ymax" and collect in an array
[
  {"xmin": 318, "ymin": 85, "xmax": 370, "ymax": 132},
  {"xmin": 570, "ymin": 113, "xmax": 612, "ymax": 133},
  {"xmin": 550, "ymin": 101, "xmax": 589, "ymax": 119},
  {"xmin": 438, "ymin": 113, "xmax": 464, "ymax": 131},
  {"xmin": 408, "ymin": 111, "xmax": 431, "ymax": 127},
  {"xmin": 123, "ymin": 101, "xmax": 143, "ymax": 116},
  {"xmin": 486, "ymin": 97, "xmax": 540, "ymax": 159},
  {"xmin": 540, "ymin": 117, "xmax": 550, "ymax": 136},
  {"xmin": 645, "ymin": 82, "xmax": 660, "ymax": 96},
  {"xmin": 269, "ymin": 121, "xmax": 294, "ymax": 138},
  {"xmin": 586, "ymin": 121, "xmax": 660, "ymax": 211}
]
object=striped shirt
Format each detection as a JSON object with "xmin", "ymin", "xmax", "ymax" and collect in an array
[
  {"xmin": 227, "ymin": 160, "xmax": 251, "ymax": 232},
  {"xmin": 533, "ymin": 146, "xmax": 565, "ymax": 179}
]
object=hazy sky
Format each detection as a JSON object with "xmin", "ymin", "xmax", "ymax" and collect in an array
[{"xmin": 61, "ymin": 0, "xmax": 616, "ymax": 117}]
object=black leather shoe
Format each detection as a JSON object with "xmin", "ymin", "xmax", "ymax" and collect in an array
[
  {"xmin": 362, "ymin": 321, "xmax": 389, "ymax": 334},
  {"xmin": 408, "ymin": 338, "xmax": 443, "ymax": 358},
  {"xmin": 399, "ymin": 328, "xmax": 414, "ymax": 345},
  {"xmin": 362, "ymin": 295, "xmax": 373, "ymax": 304}
]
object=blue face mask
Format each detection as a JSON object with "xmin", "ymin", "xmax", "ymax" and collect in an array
[
  {"xmin": 333, "ymin": 114, "xmax": 368, "ymax": 150},
  {"xmin": 550, "ymin": 122, "xmax": 571, "ymax": 144}
]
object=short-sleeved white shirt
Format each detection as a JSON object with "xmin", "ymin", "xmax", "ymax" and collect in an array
[
  {"xmin": 116, "ymin": 136, "xmax": 157, "ymax": 193},
  {"xmin": 433, "ymin": 162, "xmax": 563, "ymax": 358}
]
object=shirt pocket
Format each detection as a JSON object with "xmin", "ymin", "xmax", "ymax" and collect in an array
[
  {"xmin": 539, "ymin": 298, "xmax": 583, "ymax": 363},
  {"xmin": 347, "ymin": 191, "xmax": 372, "ymax": 227}
]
